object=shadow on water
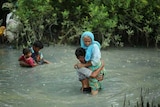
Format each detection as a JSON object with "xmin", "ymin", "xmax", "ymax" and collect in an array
[{"xmin": 0, "ymin": 45, "xmax": 160, "ymax": 107}]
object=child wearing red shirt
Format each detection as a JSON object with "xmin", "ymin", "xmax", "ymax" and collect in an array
[{"xmin": 18, "ymin": 48, "xmax": 37, "ymax": 67}]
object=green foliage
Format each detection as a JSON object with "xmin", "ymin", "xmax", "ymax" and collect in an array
[
  {"xmin": 12, "ymin": 0, "xmax": 160, "ymax": 48},
  {"xmin": 16, "ymin": 0, "xmax": 56, "ymax": 46}
]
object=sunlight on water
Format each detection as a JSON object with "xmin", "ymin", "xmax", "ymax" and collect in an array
[{"xmin": 0, "ymin": 45, "xmax": 160, "ymax": 107}]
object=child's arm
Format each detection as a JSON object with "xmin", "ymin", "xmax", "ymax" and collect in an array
[
  {"xmin": 75, "ymin": 61, "xmax": 92, "ymax": 68},
  {"xmin": 43, "ymin": 59, "xmax": 51, "ymax": 64},
  {"xmin": 36, "ymin": 54, "xmax": 51, "ymax": 64}
]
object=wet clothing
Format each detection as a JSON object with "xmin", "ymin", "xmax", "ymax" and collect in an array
[
  {"xmin": 76, "ymin": 67, "xmax": 92, "ymax": 81},
  {"xmin": 89, "ymin": 79, "xmax": 102, "ymax": 91},
  {"xmin": 80, "ymin": 31, "xmax": 101, "ymax": 66},
  {"xmin": 19, "ymin": 55, "xmax": 35, "ymax": 67},
  {"xmin": 76, "ymin": 66, "xmax": 105, "ymax": 91},
  {"xmin": 89, "ymin": 62, "xmax": 106, "ymax": 90},
  {"xmin": 80, "ymin": 31, "xmax": 101, "ymax": 62},
  {"xmin": 30, "ymin": 47, "xmax": 44, "ymax": 64},
  {"xmin": 89, "ymin": 44, "xmax": 101, "ymax": 66},
  {"xmin": 80, "ymin": 31, "xmax": 104, "ymax": 91}
]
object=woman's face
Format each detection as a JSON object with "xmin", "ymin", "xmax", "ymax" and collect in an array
[{"xmin": 83, "ymin": 36, "xmax": 92, "ymax": 47}]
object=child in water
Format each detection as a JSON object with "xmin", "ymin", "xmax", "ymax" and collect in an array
[
  {"xmin": 19, "ymin": 41, "xmax": 50, "ymax": 67},
  {"xmin": 18, "ymin": 48, "xmax": 37, "ymax": 67},
  {"xmin": 30, "ymin": 41, "xmax": 50, "ymax": 64},
  {"xmin": 75, "ymin": 31, "xmax": 105, "ymax": 95}
]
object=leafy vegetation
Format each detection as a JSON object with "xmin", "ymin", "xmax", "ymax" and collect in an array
[{"xmin": 8, "ymin": 0, "xmax": 160, "ymax": 48}]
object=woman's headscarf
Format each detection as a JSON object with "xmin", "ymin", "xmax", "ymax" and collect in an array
[{"xmin": 80, "ymin": 31, "xmax": 101, "ymax": 61}]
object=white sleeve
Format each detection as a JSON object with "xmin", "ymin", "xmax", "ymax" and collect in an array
[{"xmin": 91, "ymin": 44, "xmax": 101, "ymax": 66}]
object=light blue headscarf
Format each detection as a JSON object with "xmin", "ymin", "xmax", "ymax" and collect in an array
[{"xmin": 80, "ymin": 31, "xmax": 101, "ymax": 62}]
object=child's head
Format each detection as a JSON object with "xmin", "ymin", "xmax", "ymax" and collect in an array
[
  {"xmin": 32, "ymin": 41, "xmax": 43, "ymax": 53},
  {"xmin": 81, "ymin": 31, "xmax": 94, "ymax": 47},
  {"xmin": 23, "ymin": 48, "xmax": 32, "ymax": 58},
  {"xmin": 75, "ymin": 47, "xmax": 86, "ymax": 63}
]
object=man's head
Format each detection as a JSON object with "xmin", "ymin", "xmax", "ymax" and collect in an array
[
  {"xmin": 75, "ymin": 47, "xmax": 86, "ymax": 63},
  {"xmin": 32, "ymin": 41, "xmax": 43, "ymax": 53}
]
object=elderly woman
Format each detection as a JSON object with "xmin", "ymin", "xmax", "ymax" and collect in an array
[{"xmin": 75, "ymin": 31, "xmax": 105, "ymax": 95}]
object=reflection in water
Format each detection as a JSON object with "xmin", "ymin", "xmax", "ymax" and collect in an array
[{"xmin": 0, "ymin": 46, "xmax": 160, "ymax": 107}]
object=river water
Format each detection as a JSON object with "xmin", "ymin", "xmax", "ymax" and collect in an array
[{"xmin": 0, "ymin": 45, "xmax": 160, "ymax": 107}]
